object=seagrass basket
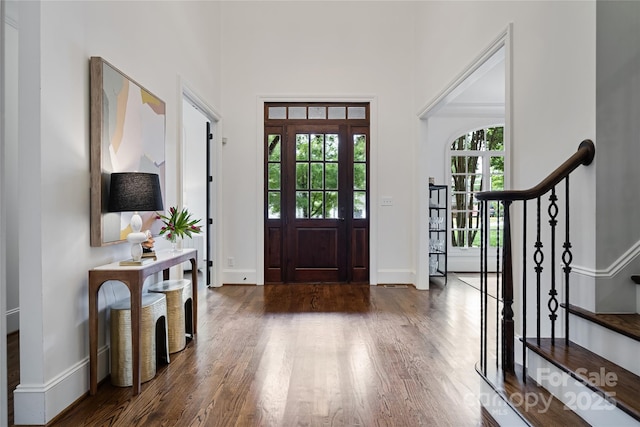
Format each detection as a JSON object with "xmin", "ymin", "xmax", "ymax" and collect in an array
[
  {"xmin": 147, "ymin": 279, "xmax": 192, "ymax": 353},
  {"xmin": 109, "ymin": 293, "xmax": 168, "ymax": 387}
]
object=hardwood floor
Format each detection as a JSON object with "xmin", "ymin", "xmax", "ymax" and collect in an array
[{"xmin": 10, "ymin": 277, "xmax": 489, "ymax": 426}]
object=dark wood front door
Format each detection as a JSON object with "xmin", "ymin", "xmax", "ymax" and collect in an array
[
  {"xmin": 286, "ymin": 126, "xmax": 346, "ymax": 282},
  {"xmin": 264, "ymin": 103, "xmax": 369, "ymax": 283}
]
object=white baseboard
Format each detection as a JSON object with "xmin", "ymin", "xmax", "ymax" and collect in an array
[
  {"xmin": 7, "ymin": 307, "xmax": 19, "ymax": 334},
  {"xmin": 223, "ymin": 269, "xmax": 257, "ymax": 285},
  {"xmin": 13, "ymin": 345, "xmax": 110, "ymax": 425},
  {"xmin": 220, "ymin": 269, "xmax": 415, "ymax": 286},
  {"xmin": 376, "ymin": 269, "xmax": 414, "ymax": 286}
]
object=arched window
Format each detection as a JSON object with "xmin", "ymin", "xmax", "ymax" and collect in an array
[{"xmin": 450, "ymin": 127, "xmax": 504, "ymax": 248}]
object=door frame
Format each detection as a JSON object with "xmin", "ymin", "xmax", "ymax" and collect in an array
[
  {"xmin": 416, "ymin": 25, "xmax": 512, "ymax": 289},
  {"xmin": 256, "ymin": 95, "xmax": 378, "ymax": 285},
  {"xmin": 179, "ymin": 79, "xmax": 223, "ymax": 287},
  {"xmin": 1, "ymin": 1, "xmax": 8, "ymax": 424}
]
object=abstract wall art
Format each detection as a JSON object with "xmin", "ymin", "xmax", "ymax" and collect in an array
[{"xmin": 90, "ymin": 57, "xmax": 166, "ymax": 246}]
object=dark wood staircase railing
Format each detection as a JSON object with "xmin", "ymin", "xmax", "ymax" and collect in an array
[{"xmin": 475, "ymin": 139, "xmax": 595, "ymax": 379}]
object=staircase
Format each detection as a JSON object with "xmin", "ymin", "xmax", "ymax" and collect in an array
[{"xmin": 473, "ymin": 140, "xmax": 640, "ymax": 426}]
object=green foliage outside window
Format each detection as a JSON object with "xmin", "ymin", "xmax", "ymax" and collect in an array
[{"xmin": 450, "ymin": 126, "xmax": 504, "ymax": 248}]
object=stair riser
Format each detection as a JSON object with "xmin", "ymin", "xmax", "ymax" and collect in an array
[
  {"xmin": 570, "ymin": 315, "xmax": 640, "ymax": 376},
  {"xmin": 528, "ymin": 350, "xmax": 638, "ymax": 426},
  {"xmin": 478, "ymin": 376, "xmax": 529, "ymax": 427}
]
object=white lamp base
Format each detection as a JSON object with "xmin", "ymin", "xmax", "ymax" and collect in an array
[{"xmin": 127, "ymin": 212, "xmax": 147, "ymax": 262}]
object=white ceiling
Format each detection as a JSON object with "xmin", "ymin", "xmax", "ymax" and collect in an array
[{"xmin": 435, "ymin": 45, "xmax": 506, "ymax": 116}]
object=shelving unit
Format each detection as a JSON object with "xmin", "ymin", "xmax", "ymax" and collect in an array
[{"xmin": 428, "ymin": 184, "xmax": 447, "ymax": 284}]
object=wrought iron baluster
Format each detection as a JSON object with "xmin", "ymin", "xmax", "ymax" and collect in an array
[
  {"xmin": 496, "ymin": 202, "xmax": 501, "ymax": 370},
  {"xmin": 480, "ymin": 200, "xmax": 485, "ymax": 374},
  {"xmin": 501, "ymin": 200, "xmax": 514, "ymax": 373},
  {"xmin": 522, "ymin": 201, "xmax": 527, "ymax": 382},
  {"xmin": 548, "ymin": 188, "xmax": 559, "ymax": 344},
  {"xmin": 563, "ymin": 177, "xmax": 573, "ymax": 345},
  {"xmin": 534, "ymin": 196, "xmax": 544, "ymax": 346}
]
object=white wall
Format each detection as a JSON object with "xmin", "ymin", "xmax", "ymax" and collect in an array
[
  {"xmin": 4, "ymin": 1, "xmax": 18, "ymax": 335},
  {"xmin": 13, "ymin": 1, "xmax": 221, "ymax": 424},
  {"xmin": 220, "ymin": 1, "xmax": 417, "ymax": 284},
  {"xmin": 594, "ymin": 0, "xmax": 640, "ymax": 313},
  {"xmin": 1, "ymin": 1, "xmax": 7, "ymax": 424}
]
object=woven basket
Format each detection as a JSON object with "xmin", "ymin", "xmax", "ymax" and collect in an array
[
  {"xmin": 147, "ymin": 279, "xmax": 192, "ymax": 353},
  {"xmin": 110, "ymin": 293, "xmax": 168, "ymax": 387}
]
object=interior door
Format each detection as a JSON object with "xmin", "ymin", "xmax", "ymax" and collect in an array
[{"xmin": 286, "ymin": 126, "xmax": 347, "ymax": 282}]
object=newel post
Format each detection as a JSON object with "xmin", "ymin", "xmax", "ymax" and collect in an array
[{"xmin": 502, "ymin": 200, "xmax": 515, "ymax": 373}]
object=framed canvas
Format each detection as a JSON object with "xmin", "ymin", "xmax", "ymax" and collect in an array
[{"xmin": 90, "ymin": 57, "xmax": 166, "ymax": 246}]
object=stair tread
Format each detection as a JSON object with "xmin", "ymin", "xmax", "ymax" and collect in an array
[
  {"xmin": 481, "ymin": 364, "xmax": 590, "ymax": 426},
  {"xmin": 565, "ymin": 303, "xmax": 640, "ymax": 342},
  {"xmin": 526, "ymin": 338, "xmax": 640, "ymax": 421}
]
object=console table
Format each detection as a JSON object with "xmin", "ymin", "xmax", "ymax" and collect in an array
[{"xmin": 88, "ymin": 248, "xmax": 198, "ymax": 395}]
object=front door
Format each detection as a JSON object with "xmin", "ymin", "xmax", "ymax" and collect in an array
[{"xmin": 264, "ymin": 103, "xmax": 369, "ymax": 283}]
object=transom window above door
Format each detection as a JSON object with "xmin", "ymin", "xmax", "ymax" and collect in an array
[{"xmin": 267, "ymin": 104, "xmax": 367, "ymax": 121}]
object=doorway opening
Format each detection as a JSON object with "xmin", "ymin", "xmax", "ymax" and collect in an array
[
  {"xmin": 181, "ymin": 89, "xmax": 221, "ymax": 287},
  {"xmin": 264, "ymin": 102, "xmax": 370, "ymax": 283},
  {"xmin": 417, "ymin": 26, "xmax": 511, "ymax": 288}
]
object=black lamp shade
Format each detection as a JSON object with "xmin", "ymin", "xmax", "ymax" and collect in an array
[{"xmin": 108, "ymin": 172, "xmax": 164, "ymax": 212}]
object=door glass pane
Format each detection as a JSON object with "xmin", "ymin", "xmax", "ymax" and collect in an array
[
  {"xmin": 471, "ymin": 174, "xmax": 483, "ymax": 191},
  {"xmin": 325, "ymin": 134, "xmax": 339, "ymax": 160},
  {"xmin": 354, "ymin": 134, "xmax": 366, "ymax": 161},
  {"xmin": 353, "ymin": 164, "xmax": 366, "ymax": 190},
  {"xmin": 311, "ymin": 163, "xmax": 324, "ymax": 189},
  {"xmin": 310, "ymin": 134, "xmax": 324, "ymax": 161},
  {"xmin": 309, "ymin": 106, "xmax": 326, "ymax": 119},
  {"xmin": 296, "ymin": 191, "xmax": 309, "ymax": 218},
  {"xmin": 296, "ymin": 134, "xmax": 309, "ymax": 160},
  {"xmin": 289, "ymin": 106, "xmax": 306, "ymax": 119},
  {"xmin": 268, "ymin": 163, "xmax": 280, "ymax": 190},
  {"xmin": 326, "ymin": 191, "xmax": 338, "ymax": 218},
  {"xmin": 296, "ymin": 163, "xmax": 309, "ymax": 189},
  {"xmin": 468, "ymin": 156, "xmax": 481, "ymax": 174},
  {"xmin": 451, "ymin": 156, "xmax": 466, "ymax": 173},
  {"xmin": 490, "ymin": 156, "xmax": 504, "ymax": 190},
  {"xmin": 325, "ymin": 163, "xmax": 338, "ymax": 190},
  {"xmin": 328, "ymin": 107, "xmax": 345, "ymax": 119},
  {"xmin": 267, "ymin": 134, "xmax": 281, "ymax": 161},
  {"xmin": 310, "ymin": 191, "xmax": 324, "ymax": 218},
  {"xmin": 268, "ymin": 192, "xmax": 280, "ymax": 219},
  {"xmin": 348, "ymin": 106, "xmax": 366, "ymax": 119},
  {"xmin": 354, "ymin": 192, "xmax": 366, "ymax": 218},
  {"xmin": 268, "ymin": 107, "xmax": 286, "ymax": 119}
]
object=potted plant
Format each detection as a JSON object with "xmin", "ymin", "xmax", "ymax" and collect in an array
[{"xmin": 157, "ymin": 206, "xmax": 202, "ymax": 251}]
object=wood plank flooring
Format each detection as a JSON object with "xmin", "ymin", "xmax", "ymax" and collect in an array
[{"xmin": 10, "ymin": 277, "xmax": 490, "ymax": 426}]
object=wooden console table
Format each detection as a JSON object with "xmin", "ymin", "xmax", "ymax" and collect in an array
[{"xmin": 89, "ymin": 248, "xmax": 198, "ymax": 395}]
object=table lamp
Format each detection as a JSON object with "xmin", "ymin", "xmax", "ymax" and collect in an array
[{"xmin": 108, "ymin": 172, "xmax": 164, "ymax": 262}]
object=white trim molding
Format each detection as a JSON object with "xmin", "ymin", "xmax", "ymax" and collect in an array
[{"xmin": 14, "ymin": 345, "xmax": 110, "ymax": 425}]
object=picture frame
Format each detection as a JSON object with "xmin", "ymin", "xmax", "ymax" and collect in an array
[{"xmin": 90, "ymin": 57, "xmax": 166, "ymax": 247}]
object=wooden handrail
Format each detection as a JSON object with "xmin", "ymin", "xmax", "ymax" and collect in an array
[
  {"xmin": 476, "ymin": 138, "xmax": 595, "ymax": 380},
  {"xmin": 476, "ymin": 139, "xmax": 595, "ymax": 202}
]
